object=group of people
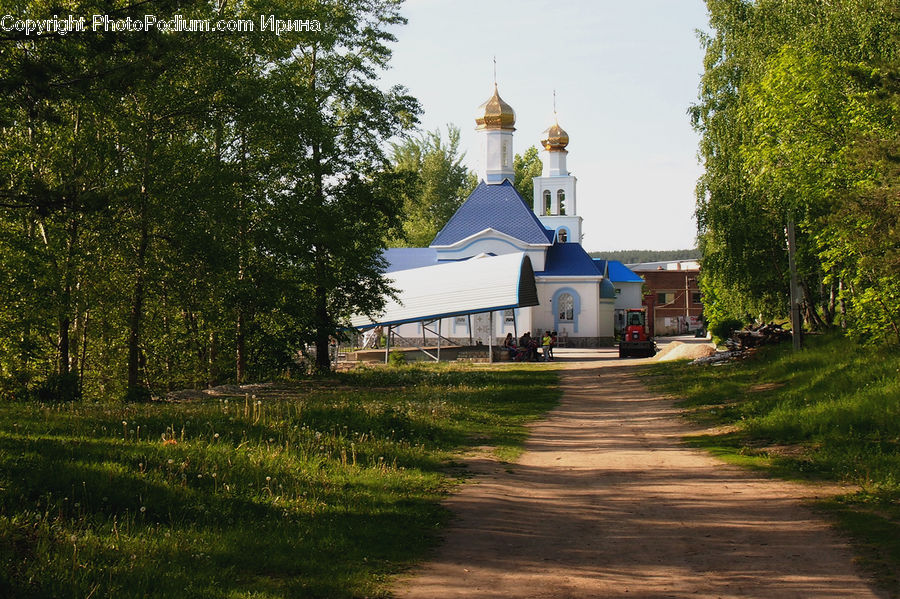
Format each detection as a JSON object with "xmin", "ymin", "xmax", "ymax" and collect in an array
[{"xmin": 503, "ymin": 331, "xmax": 558, "ymax": 362}]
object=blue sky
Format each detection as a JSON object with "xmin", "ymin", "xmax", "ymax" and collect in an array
[{"xmin": 380, "ymin": 0, "xmax": 710, "ymax": 252}]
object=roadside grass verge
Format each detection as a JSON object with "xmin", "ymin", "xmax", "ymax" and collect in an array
[
  {"xmin": 641, "ymin": 334, "xmax": 900, "ymax": 596},
  {"xmin": 0, "ymin": 362, "xmax": 559, "ymax": 598}
]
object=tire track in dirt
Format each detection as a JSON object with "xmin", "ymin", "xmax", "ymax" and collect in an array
[{"xmin": 392, "ymin": 352, "xmax": 881, "ymax": 598}]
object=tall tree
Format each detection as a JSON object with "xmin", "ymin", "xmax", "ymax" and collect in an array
[
  {"xmin": 389, "ymin": 125, "xmax": 470, "ymax": 247},
  {"xmin": 692, "ymin": 0, "xmax": 900, "ymax": 343},
  {"xmin": 514, "ymin": 145, "xmax": 543, "ymax": 209},
  {"xmin": 265, "ymin": 0, "xmax": 419, "ymax": 373}
]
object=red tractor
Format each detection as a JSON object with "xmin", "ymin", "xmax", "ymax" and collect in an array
[{"xmin": 619, "ymin": 308, "xmax": 657, "ymax": 358}]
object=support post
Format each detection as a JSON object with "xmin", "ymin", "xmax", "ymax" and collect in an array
[
  {"xmin": 384, "ymin": 325, "xmax": 391, "ymax": 364},
  {"xmin": 467, "ymin": 314, "xmax": 473, "ymax": 346},
  {"xmin": 437, "ymin": 319, "xmax": 442, "ymax": 361},
  {"xmin": 488, "ymin": 311, "xmax": 494, "ymax": 363},
  {"xmin": 786, "ymin": 217, "xmax": 803, "ymax": 351}
]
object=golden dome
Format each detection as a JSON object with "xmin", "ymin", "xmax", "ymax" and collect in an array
[
  {"xmin": 541, "ymin": 118, "xmax": 569, "ymax": 151},
  {"xmin": 475, "ymin": 84, "xmax": 516, "ymax": 130}
]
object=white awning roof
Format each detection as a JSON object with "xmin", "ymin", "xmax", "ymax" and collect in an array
[{"xmin": 349, "ymin": 252, "xmax": 539, "ymax": 329}]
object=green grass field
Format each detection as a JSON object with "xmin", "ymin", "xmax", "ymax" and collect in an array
[
  {"xmin": 642, "ymin": 334, "xmax": 900, "ymax": 596},
  {"xmin": 0, "ymin": 363, "xmax": 559, "ymax": 598}
]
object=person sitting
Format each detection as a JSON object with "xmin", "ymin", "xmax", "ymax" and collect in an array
[
  {"xmin": 503, "ymin": 333, "xmax": 517, "ymax": 360},
  {"xmin": 519, "ymin": 332, "xmax": 536, "ymax": 361}
]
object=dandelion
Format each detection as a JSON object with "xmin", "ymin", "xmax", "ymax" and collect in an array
[
  {"xmin": 211, "ymin": 472, "xmax": 217, "ymax": 478},
  {"xmin": 167, "ymin": 459, "xmax": 174, "ymax": 465},
  {"xmin": 197, "ymin": 474, "xmax": 203, "ymax": 478},
  {"xmin": 69, "ymin": 534, "xmax": 77, "ymax": 543},
  {"xmin": 265, "ymin": 476, "xmax": 271, "ymax": 482},
  {"xmin": 214, "ymin": 433, "xmax": 219, "ymax": 439},
  {"xmin": 140, "ymin": 506, "xmax": 146, "ymax": 513}
]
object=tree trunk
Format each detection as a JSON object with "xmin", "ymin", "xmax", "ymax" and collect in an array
[
  {"xmin": 838, "ymin": 278, "xmax": 847, "ymax": 329},
  {"xmin": 235, "ymin": 130, "xmax": 248, "ymax": 383},
  {"xmin": 236, "ymin": 309, "xmax": 246, "ymax": 383},
  {"xmin": 126, "ymin": 217, "xmax": 148, "ymax": 398},
  {"xmin": 57, "ymin": 217, "xmax": 78, "ymax": 376},
  {"xmin": 79, "ymin": 309, "xmax": 89, "ymax": 398},
  {"xmin": 311, "ymin": 134, "xmax": 331, "ymax": 374},
  {"xmin": 208, "ymin": 330, "xmax": 218, "ymax": 387},
  {"xmin": 314, "ymin": 282, "xmax": 330, "ymax": 373},
  {"xmin": 800, "ymin": 281, "xmax": 827, "ymax": 331},
  {"xmin": 127, "ymin": 132, "xmax": 152, "ymax": 401}
]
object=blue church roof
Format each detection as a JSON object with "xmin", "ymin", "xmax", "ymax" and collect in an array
[
  {"xmin": 431, "ymin": 180, "xmax": 553, "ymax": 247},
  {"xmin": 607, "ymin": 260, "xmax": 644, "ymax": 283},
  {"xmin": 382, "ymin": 248, "xmax": 438, "ymax": 273},
  {"xmin": 536, "ymin": 243, "xmax": 603, "ymax": 277},
  {"xmin": 592, "ymin": 259, "xmax": 608, "ymax": 277}
]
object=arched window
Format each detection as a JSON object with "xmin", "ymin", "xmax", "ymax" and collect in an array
[
  {"xmin": 557, "ymin": 228, "xmax": 568, "ymax": 243},
  {"xmin": 557, "ymin": 189, "xmax": 566, "ymax": 215},
  {"xmin": 543, "ymin": 190, "xmax": 552, "ymax": 215},
  {"xmin": 558, "ymin": 293, "xmax": 574, "ymax": 321}
]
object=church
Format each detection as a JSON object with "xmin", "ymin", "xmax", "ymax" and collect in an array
[{"xmin": 352, "ymin": 83, "xmax": 622, "ymax": 348}]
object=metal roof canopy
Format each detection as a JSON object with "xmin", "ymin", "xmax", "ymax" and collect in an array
[{"xmin": 349, "ymin": 252, "xmax": 539, "ymax": 329}]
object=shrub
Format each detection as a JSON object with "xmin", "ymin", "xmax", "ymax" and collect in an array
[
  {"xmin": 709, "ymin": 318, "xmax": 744, "ymax": 345},
  {"xmin": 35, "ymin": 371, "xmax": 81, "ymax": 403},
  {"xmin": 388, "ymin": 350, "xmax": 406, "ymax": 366}
]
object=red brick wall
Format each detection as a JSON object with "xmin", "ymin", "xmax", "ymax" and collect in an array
[{"xmin": 639, "ymin": 269, "xmax": 702, "ymax": 334}]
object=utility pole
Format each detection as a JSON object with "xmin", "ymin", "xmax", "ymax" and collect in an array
[{"xmin": 786, "ymin": 217, "xmax": 803, "ymax": 351}]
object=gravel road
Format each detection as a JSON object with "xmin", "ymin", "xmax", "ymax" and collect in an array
[{"xmin": 392, "ymin": 349, "xmax": 881, "ymax": 598}]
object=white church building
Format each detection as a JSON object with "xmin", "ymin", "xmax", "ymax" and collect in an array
[{"xmin": 351, "ymin": 84, "xmax": 624, "ymax": 348}]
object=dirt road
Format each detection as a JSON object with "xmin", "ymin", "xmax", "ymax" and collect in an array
[{"xmin": 393, "ymin": 349, "xmax": 880, "ymax": 598}]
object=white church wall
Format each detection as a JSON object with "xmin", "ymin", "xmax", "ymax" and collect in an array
[
  {"xmin": 532, "ymin": 279, "xmax": 613, "ymax": 345},
  {"xmin": 533, "ymin": 176, "xmax": 577, "ymax": 218},
  {"xmin": 478, "ymin": 129, "xmax": 515, "ymax": 185},
  {"xmin": 614, "ymin": 281, "xmax": 643, "ymax": 312},
  {"xmin": 434, "ymin": 237, "xmax": 547, "ymax": 271},
  {"xmin": 598, "ymin": 298, "xmax": 615, "ymax": 338},
  {"xmin": 536, "ymin": 215, "xmax": 582, "ymax": 244}
]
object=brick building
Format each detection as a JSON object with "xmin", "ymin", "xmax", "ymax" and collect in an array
[{"xmin": 629, "ymin": 260, "xmax": 703, "ymax": 335}]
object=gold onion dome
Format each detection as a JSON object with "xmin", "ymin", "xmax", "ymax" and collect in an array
[
  {"xmin": 475, "ymin": 84, "xmax": 516, "ymax": 130},
  {"xmin": 541, "ymin": 118, "xmax": 569, "ymax": 151}
]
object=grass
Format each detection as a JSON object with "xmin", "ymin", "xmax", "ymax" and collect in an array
[
  {"xmin": 641, "ymin": 333, "xmax": 900, "ymax": 597},
  {"xmin": 0, "ymin": 362, "xmax": 560, "ymax": 598}
]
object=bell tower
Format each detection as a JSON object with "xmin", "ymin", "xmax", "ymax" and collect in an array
[{"xmin": 533, "ymin": 95, "xmax": 581, "ymax": 243}]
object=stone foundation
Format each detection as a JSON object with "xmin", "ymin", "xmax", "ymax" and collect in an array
[{"xmin": 385, "ymin": 336, "xmax": 617, "ymax": 349}]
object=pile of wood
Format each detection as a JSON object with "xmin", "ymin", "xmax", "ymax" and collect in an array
[{"xmin": 725, "ymin": 322, "xmax": 792, "ymax": 351}]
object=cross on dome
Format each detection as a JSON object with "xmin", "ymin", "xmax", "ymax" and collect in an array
[{"xmin": 541, "ymin": 91, "xmax": 569, "ymax": 151}]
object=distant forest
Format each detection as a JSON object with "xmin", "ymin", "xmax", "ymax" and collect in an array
[{"xmin": 588, "ymin": 249, "xmax": 700, "ymax": 264}]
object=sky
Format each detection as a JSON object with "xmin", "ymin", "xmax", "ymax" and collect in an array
[{"xmin": 379, "ymin": 0, "xmax": 711, "ymax": 252}]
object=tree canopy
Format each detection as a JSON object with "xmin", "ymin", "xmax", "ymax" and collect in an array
[
  {"xmin": 389, "ymin": 125, "xmax": 470, "ymax": 247},
  {"xmin": 693, "ymin": 0, "xmax": 900, "ymax": 343},
  {"xmin": 0, "ymin": 0, "xmax": 419, "ymax": 399}
]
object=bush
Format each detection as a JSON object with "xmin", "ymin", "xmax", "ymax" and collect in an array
[
  {"xmin": 123, "ymin": 385, "xmax": 152, "ymax": 403},
  {"xmin": 35, "ymin": 371, "xmax": 81, "ymax": 403},
  {"xmin": 709, "ymin": 318, "xmax": 744, "ymax": 345},
  {"xmin": 388, "ymin": 350, "xmax": 406, "ymax": 366}
]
